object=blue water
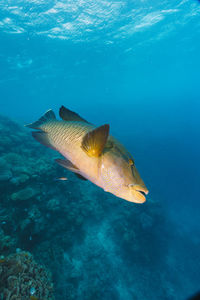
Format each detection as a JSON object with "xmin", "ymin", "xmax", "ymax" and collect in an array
[{"xmin": 0, "ymin": 0, "xmax": 200, "ymax": 299}]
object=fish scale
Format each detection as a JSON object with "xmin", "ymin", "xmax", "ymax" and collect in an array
[
  {"xmin": 41, "ymin": 120, "xmax": 99, "ymax": 182},
  {"xmin": 44, "ymin": 121, "xmax": 94, "ymax": 150}
]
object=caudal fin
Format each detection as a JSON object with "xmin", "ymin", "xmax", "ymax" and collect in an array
[{"xmin": 25, "ymin": 109, "xmax": 56, "ymax": 130}]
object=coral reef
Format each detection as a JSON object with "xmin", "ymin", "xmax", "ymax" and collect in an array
[
  {"xmin": 0, "ymin": 228, "xmax": 16, "ymax": 255},
  {"xmin": 0, "ymin": 157, "xmax": 12, "ymax": 181},
  {"xmin": 0, "ymin": 251, "xmax": 54, "ymax": 300}
]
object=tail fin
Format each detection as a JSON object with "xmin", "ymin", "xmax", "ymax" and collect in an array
[{"xmin": 25, "ymin": 109, "xmax": 56, "ymax": 130}]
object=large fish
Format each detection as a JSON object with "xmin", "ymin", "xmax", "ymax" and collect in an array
[{"xmin": 26, "ymin": 106, "xmax": 148, "ymax": 203}]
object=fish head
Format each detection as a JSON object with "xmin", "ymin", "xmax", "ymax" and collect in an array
[
  {"xmin": 127, "ymin": 164, "xmax": 149, "ymax": 203},
  {"xmin": 100, "ymin": 145, "xmax": 148, "ymax": 203}
]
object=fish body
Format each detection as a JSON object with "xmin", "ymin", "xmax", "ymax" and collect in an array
[
  {"xmin": 26, "ymin": 106, "xmax": 148, "ymax": 203},
  {"xmin": 42, "ymin": 120, "xmax": 100, "ymax": 182}
]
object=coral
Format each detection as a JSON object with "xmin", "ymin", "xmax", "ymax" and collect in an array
[
  {"xmin": 4, "ymin": 153, "xmax": 24, "ymax": 166},
  {"xmin": 0, "ymin": 251, "xmax": 54, "ymax": 300},
  {"xmin": 0, "ymin": 229, "xmax": 16, "ymax": 254},
  {"xmin": 0, "ymin": 158, "xmax": 12, "ymax": 181},
  {"xmin": 10, "ymin": 187, "xmax": 38, "ymax": 201},
  {"xmin": 46, "ymin": 199, "xmax": 60, "ymax": 211},
  {"xmin": 139, "ymin": 212, "xmax": 153, "ymax": 229},
  {"xmin": 10, "ymin": 174, "xmax": 30, "ymax": 185}
]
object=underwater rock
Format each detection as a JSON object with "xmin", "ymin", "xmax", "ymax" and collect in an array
[
  {"xmin": 47, "ymin": 198, "xmax": 60, "ymax": 211},
  {"xmin": 19, "ymin": 218, "xmax": 31, "ymax": 231},
  {"xmin": 3, "ymin": 152, "xmax": 24, "ymax": 166},
  {"xmin": 0, "ymin": 251, "xmax": 54, "ymax": 299},
  {"xmin": 10, "ymin": 187, "xmax": 38, "ymax": 201},
  {"xmin": 0, "ymin": 157, "xmax": 12, "ymax": 181},
  {"xmin": 140, "ymin": 212, "xmax": 153, "ymax": 229},
  {"xmin": 28, "ymin": 206, "xmax": 42, "ymax": 220},
  {"xmin": 10, "ymin": 173, "xmax": 30, "ymax": 185},
  {"xmin": 27, "ymin": 206, "xmax": 47, "ymax": 234}
]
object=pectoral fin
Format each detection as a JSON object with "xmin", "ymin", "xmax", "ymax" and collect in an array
[{"xmin": 81, "ymin": 124, "xmax": 110, "ymax": 157}]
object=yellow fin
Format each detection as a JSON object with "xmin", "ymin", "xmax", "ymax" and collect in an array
[
  {"xmin": 128, "ymin": 158, "xmax": 134, "ymax": 166},
  {"xmin": 81, "ymin": 124, "xmax": 109, "ymax": 157}
]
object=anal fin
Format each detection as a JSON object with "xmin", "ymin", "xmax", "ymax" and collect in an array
[
  {"xmin": 55, "ymin": 158, "xmax": 88, "ymax": 181},
  {"xmin": 55, "ymin": 158, "xmax": 79, "ymax": 173},
  {"xmin": 75, "ymin": 173, "xmax": 88, "ymax": 181}
]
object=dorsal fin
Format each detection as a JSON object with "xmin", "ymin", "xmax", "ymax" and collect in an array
[
  {"xmin": 81, "ymin": 124, "xmax": 110, "ymax": 157},
  {"xmin": 25, "ymin": 109, "xmax": 56, "ymax": 129},
  {"xmin": 59, "ymin": 106, "xmax": 90, "ymax": 123}
]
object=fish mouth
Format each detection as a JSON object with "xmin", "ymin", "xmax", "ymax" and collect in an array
[
  {"xmin": 134, "ymin": 190, "xmax": 146, "ymax": 203},
  {"xmin": 138, "ymin": 190, "xmax": 147, "ymax": 197},
  {"xmin": 130, "ymin": 185, "xmax": 149, "ymax": 203}
]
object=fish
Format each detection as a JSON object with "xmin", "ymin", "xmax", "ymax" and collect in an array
[
  {"xmin": 55, "ymin": 177, "xmax": 68, "ymax": 181},
  {"xmin": 26, "ymin": 106, "xmax": 148, "ymax": 203}
]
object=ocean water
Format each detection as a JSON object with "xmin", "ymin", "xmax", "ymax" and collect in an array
[{"xmin": 0, "ymin": 0, "xmax": 200, "ymax": 299}]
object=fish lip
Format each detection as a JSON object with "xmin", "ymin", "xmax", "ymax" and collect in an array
[
  {"xmin": 129, "ymin": 184, "xmax": 149, "ymax": 195},
  {"xmin": 136, "ymin": 189, "xmax": 149, "ymax": 196},
  {"xmin": 134, "ymin": 190, "xmax": 146, "ymax": 203},
  {"xmin": 138, "ymin": 190, "xmax": 147, "ymax": 197},
  {"xmin": 134, "ymin": 185, "xmax": 149, "ymax": 195},
  {"xmin": 129, "ymin": 184, "xmax": 149, "ymax": 203}
]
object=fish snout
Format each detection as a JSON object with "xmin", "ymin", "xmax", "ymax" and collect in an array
[{"xmin": 129, "ymin": 184, "xmax": 149, "ymax": 203}]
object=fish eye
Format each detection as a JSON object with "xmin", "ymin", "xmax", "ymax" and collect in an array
[{"xmin": 128, "ymin": 158, "xmax": 134, "ymax": 166}]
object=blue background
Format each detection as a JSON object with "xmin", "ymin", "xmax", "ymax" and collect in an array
[{"xmin": 0, "ymin": 0, "xmax": 200, "ymax": 298}]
